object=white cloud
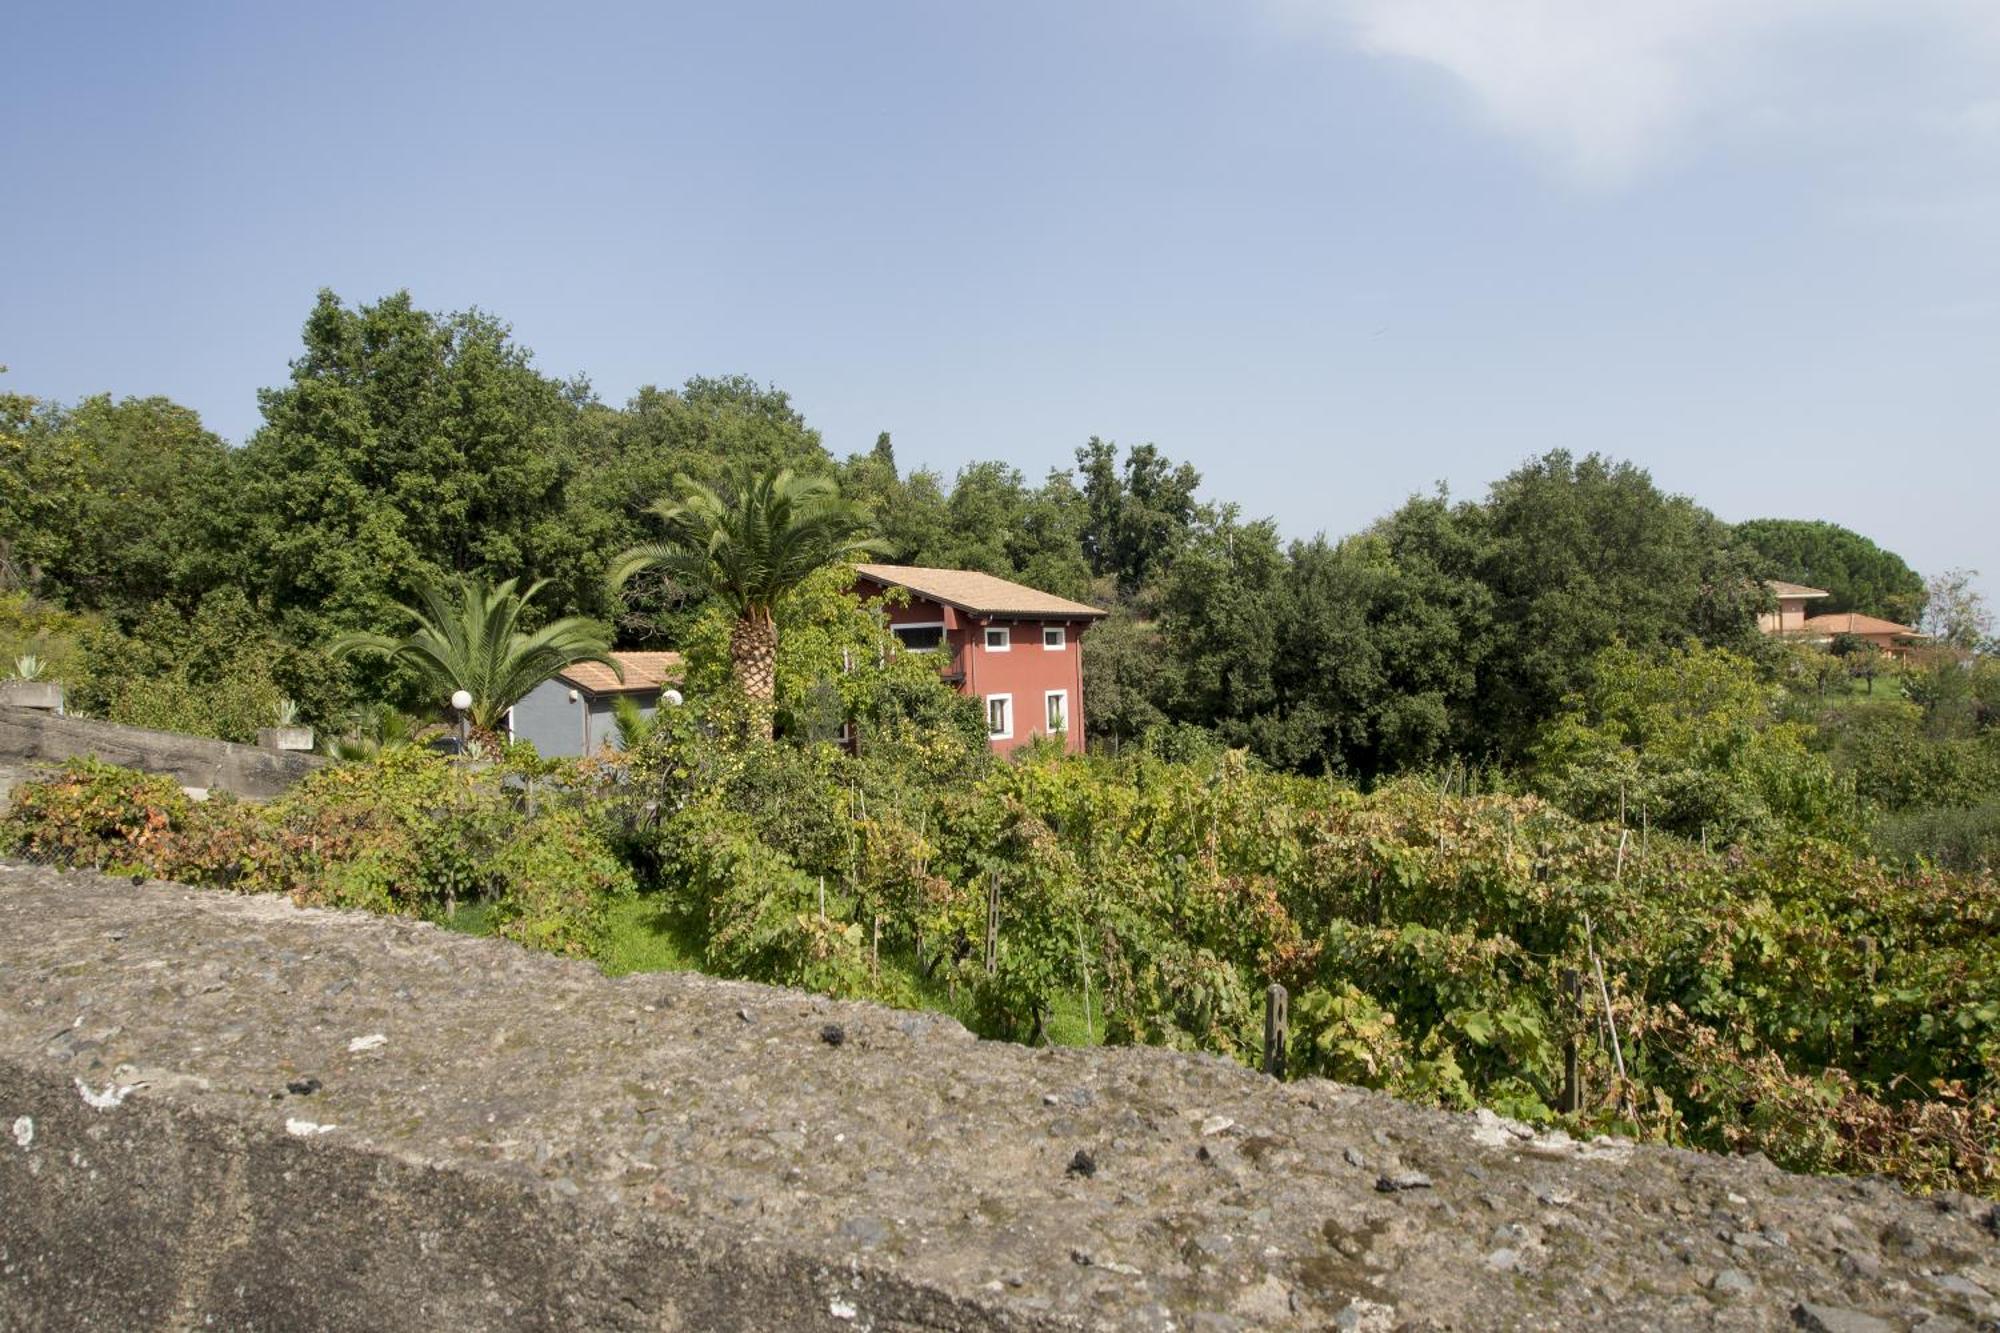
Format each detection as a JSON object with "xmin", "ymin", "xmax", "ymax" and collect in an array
[{"xmin": 1266, "ymin": 0, "xmax": 2000, "ymax": 186}]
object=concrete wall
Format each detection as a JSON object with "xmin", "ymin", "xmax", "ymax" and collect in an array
[
  {"xmin": 3, "ymin": 864, "xmax": 1994, "ymax": 1331},
  {"xmin": 0, "ymin": 705, "xmax": 324, "ymax": 799}
]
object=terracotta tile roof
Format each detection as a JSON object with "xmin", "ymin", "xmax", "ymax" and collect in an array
[
  {"xmin": 1800, "ymin": 613, "xmax": 1925, "ymax": 638},
  {"xmin": 1766, "ymin": 580, "xmax": 1831, "ymax": 600},
  {"xmin": 556, "ymin": 651, "xmax": 684, "ymax": 695},
  {"xmin": 853, "ymin": 564, "xmax": 1107, "ymax": 620}
]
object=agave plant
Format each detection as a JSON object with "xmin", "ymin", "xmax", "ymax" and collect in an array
[
  {"xmin": 274, "ymin": 697, "xmax": 302, "ymax": 727},
  {"xmin": 11, "ymin": 654, "xmax": 44, "ymax": 681},
  {"xmin": 330, "ymin": 576, "xmax": 620, "ymax": 736}
]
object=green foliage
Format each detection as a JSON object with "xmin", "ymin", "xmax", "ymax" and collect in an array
[
  {"xmin": 1735, "ymin": 518, "xmax": 1928, "ymax": 624},
  {"xmin": 0, "ymin": 592, "xmax": 92, "ymax": 684},
  {"xmin": 230, "ymin": 290, "xmax": 593, "ymax": 644},
  {"xmin": 66, "ymin": 589, "xmax": 344, "ymax": 742},
  {"xmin": 0, "ymin": 393, "xmax": 231, "ymax": 618},
  {"xmin": 0, "ymin": 758, "xmax": 204, "ymax": 869},
  {"xmin": 1470, "ymin": 452, "xmax": 1765, "ymax": 760},
  {"xmin": 1076, "ymin": 437, "xmax": 1203, "ymax": 595},
  {"xmin": 1531, "ymin": 641, "xmax": 1855, "ymax": 845},
  {"xmin": 0, "ymin": 751, "xmax": 629, "ymax": 959},
  {"xmin": 488, "ymin": 806, "xmax": 636, "ymax": 957}
]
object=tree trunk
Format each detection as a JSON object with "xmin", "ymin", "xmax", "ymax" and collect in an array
[
  {"xmin": 731, "ymin": 609, "xmax": 778, "ymax": 701},
  {"xmin": 729, "ymin": 608, "xmax": 779, "ymax": 739}
]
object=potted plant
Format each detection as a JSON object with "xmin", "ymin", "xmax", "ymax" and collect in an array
[
  {"xmin": 256, "ymin": 698, "xmax": 315, "ymax": 752},
  {"xmin": 0, "ymin": 654, "xmax": 64, "ymax": 713}
]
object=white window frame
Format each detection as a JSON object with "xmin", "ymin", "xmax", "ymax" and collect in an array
[
  {"xmin": 985, "ymin": 693, "xmax": 1013, "ymax": 740},
  {"xmin": 890, "ymin": 620, "xmax": 946, "ymax": 654},
  {"xmin": 984, "ymin": 625, "xmax": 1011, "ymax": 652},
  {"xmin": 1044, "ymin": 689, "xmax": 1068, "ymax": 735},
  {"xmin": 1043, "ymin": 625, "xmax": 1066, "ymax": 650}
]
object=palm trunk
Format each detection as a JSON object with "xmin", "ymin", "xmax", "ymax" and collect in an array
[
  {"xmin": 731, "ymin": 608, "xmax": 779, "ymax": 738},
  {"xmin": 731, "ymin": 608, "xmax": 778, "ymax": 700}
]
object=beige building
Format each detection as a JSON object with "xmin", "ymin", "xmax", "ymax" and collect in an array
[{"xmin": 1758, "ymin": 581, "xmax": 1830, "ymax": 634}]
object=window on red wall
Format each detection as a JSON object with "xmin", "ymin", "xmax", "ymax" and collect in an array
[
  {"xmin": 986, "ymin": 694, "xmax": 1012, "ymax": 739},
  {"xmin": 985, "ymin": 626, "xmax": 1010, "ymax": 652},
  {"xmin": 892, "ymin": 623, "xmax": 944, "ymax": 652}
]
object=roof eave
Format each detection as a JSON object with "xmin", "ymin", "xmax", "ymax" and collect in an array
[{"xmin": 854, "ymin": 574, "xmax": 1106, "ymax": 621}]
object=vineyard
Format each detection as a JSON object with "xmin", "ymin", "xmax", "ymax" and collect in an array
[{"xmin": 10, "ymin": 718, "xmax": 1996, "ymax": 1200}]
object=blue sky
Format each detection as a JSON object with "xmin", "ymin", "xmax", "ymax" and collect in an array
[{"xmin": 5, "ymin": 1, "xmax": 1996, "ymax": 592}]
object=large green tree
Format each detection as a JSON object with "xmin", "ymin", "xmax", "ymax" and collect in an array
[
  {"xmin": 1076, "ymin": 437, "xmax": 1202, "ymax": 594},
  {"xmin": 609, "ymin": 468, "xmax": 884, "ymax": 706},
  {"xmin": 1734, "ymin": 518, "xmax": 1927, "ymax": 624},
  {"xmin": 1467, "ymin": 452, "xmax": 1763, "ymax": 761},
  {"xmin": 0, "ymin": 392, "xmax": 230, "ymax": 618},
  {"xmin": 232, "ymin": 290, "xmax": 591, "ymax": 642}
]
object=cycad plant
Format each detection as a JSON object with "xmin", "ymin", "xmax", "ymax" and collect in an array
[
  {"xmin": 321, "ymin": 702, "xmax": 421, "ymax": 762},
  {"xmin": 610, "ymin": 694, "xmax": 657, "ymax": 751},
  {"xmin": 609, "ymin": 468, "xmax": 884, "ymax": 706},
  {"xmin": 331, "ymin": 577, "xmax": 619, "ymax": 739}
]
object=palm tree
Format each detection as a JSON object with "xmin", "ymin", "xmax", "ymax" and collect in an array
[
  {"xmin": 609, "ymin": 468, "xmax": 885, "ymax": 704},
  {"xmin": 331, "ymin": 576, "xmax": 619, "ymax": 739}
]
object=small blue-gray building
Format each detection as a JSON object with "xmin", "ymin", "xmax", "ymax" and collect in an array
[{"xmin": 508, "ymin": 651, "xmax": 683, "ymax": 757}]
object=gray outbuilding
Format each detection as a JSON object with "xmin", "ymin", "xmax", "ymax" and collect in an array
[{"xmin": 508, "ymin": 651, "xmax": 683, "ymax": 758}]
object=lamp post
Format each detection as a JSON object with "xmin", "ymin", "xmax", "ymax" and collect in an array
[{"xmin": 450, "ymin": 689, "xmax": 473, "ymax": 752}]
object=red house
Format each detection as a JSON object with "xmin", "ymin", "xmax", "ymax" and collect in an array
[{"xmin": 852, "ymin": 564, "xmax": 1107, "ymax": 756}]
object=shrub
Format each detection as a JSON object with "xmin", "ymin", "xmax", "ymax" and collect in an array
[
  {"xmin": 0, "ymin": 758, "xmax": 196, "ymax": 870},
  {"xmin": 489, "ymin": 806, "xmax": 634, "ymax": 958},
  {"xmin": 0, "ymin": 751, "xmax": 632, "ymax": 959}
]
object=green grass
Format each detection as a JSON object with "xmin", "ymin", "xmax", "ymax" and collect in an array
[
  {"xmin": 443, "ymin": 887, "xmax": 1106, "ymax": 1047},
  {"xmin": 438, "ymin": 899, "xmax": 501, "ymax": 937},
  {"xmin": 599, "ymin": 894, "xmax": 705, "ymax": 975}
]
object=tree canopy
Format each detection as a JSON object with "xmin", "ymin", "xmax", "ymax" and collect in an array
[{"xmin": 1734, "ymin": 518, "xmax": 1926, "ymax": 624}]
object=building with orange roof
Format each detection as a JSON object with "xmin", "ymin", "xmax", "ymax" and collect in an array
[
  {"xmin": 508, "ymin": 650, "xmax": 684, "ymax": 756},
  {"xmin": 852, "ymin": 564, "xmax": 1108, "ymax": 756},
  {"xmin": 1797, "ymin": 612, "xmax": 1929, "ymax": 657}
]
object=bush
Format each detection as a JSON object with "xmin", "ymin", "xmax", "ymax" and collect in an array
[
  {"xmin": 0, "ymin": 758, "xmax": 199, "ymax": 870},
  {"xmin": 1873, "ymin": 801, "xmax": 2000, "ymax": 873},
  {"xmin": 0, "ymin": 751, "xmax": 629, "ymax": 958},
  {"xmin": 489, "ymin": 806, "xmax": 634, "ymax": 958},
  {"xmin": 65, "ymin": 589, "xmax": 344, "ymax": 742}
]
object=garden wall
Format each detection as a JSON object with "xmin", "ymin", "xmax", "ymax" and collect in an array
[
  {"xmin": 1, "ymin": 863, "xmax": 1995, "ymax": 1331},
  {"xmin": 0, "ymin": 704, "xmax": 323, "ymax": 799}
]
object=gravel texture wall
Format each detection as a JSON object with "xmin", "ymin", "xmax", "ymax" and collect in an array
[{"xmin": 1, "ymin": 862, "xmax": 1995, "ymax": 1331}]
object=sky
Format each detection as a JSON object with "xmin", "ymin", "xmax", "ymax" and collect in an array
[{"xmin": 4, "ymin": 0, "xmax": 1996, "ymax": 591}]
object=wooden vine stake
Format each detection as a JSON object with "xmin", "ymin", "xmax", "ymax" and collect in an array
[
  {"xmin": 984, "ymin": 870, "xmax": 1000, "ymax": 975},
  {"xmin": 1559, "ymin": 967, "xmax": 1583, "ymax": 1114},
  {"xmin": 1077, "ymin": 922, "xmax": 1095, "ymax": 1043},
  {"xmin": 1263, "ymin": 983, "xmax": 1289, "ymax": 1079},
  {"xmin": 1582, "ymin": 911, "xmax": 1628, "ymax": 1091}
]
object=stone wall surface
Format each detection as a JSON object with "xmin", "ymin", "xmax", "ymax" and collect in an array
[
  {"xmin": 0, "ymin": 705, "xmax": 324, "ymax": 799},
  {"xmin": 1, "ymin": 862, "xmax": 1995, "ymax": 1332}
]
